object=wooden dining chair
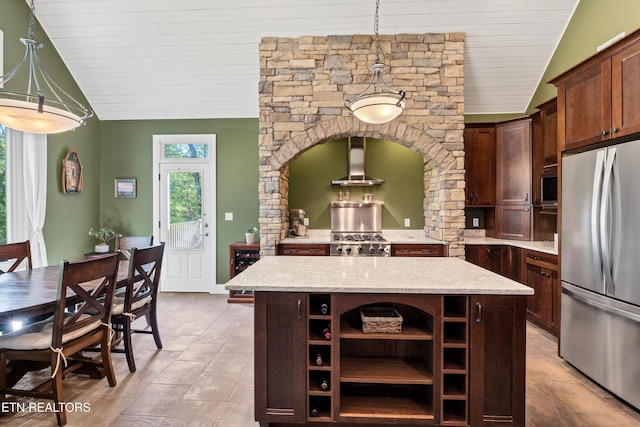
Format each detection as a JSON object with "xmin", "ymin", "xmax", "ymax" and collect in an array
[
  {"xmin": 0, "ymin": 253, "xmax": 120, "ymax": 426},
  {"xmin": 110, "ymin": 242, "xmax": 165, "ymax": 372},
  {"xmin": 0, "ymin": 241, "xmax": 32, "ymax": 273},
  {"xmin": 115, "ymin": 235, "xmax": 153, "ymax": 260}
]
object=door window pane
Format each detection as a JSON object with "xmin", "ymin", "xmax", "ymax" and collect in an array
[
  {"xmin": 168, "ymin": 171, "xmax": 203, "ymax": 249},
  {"xmin": 163, "ymin": 143, "xmax": 209, "ymax": 159}
]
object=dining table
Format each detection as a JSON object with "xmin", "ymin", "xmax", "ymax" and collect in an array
[
  {"xmin": 0, "ymin": 259, "xmax": 130, "ymax": 329},
  {"xmin": 0, "ymin": 258, "xmax": 130, "ymax": 386}
]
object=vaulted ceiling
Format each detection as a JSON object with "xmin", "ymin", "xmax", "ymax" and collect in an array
[{"xmin": 26, "ymin": 0, "xmax": 579, "ymax": 121}]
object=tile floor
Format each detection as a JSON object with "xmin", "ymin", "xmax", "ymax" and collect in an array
[{"xmin": 0, "ymin": 292, "xmax": 639, "ymax": 426}]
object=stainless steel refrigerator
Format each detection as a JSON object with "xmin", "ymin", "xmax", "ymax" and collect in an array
[{"xmin": 561, "ymin": 139, "xmax": 640, "ymax": 410}]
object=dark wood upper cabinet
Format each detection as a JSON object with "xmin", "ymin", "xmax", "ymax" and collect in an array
[
  {"xmin": 553, "ymin": 29, "xmax": 640, "ymax": 151},
  {"xmin": 611, "ymin": 40, "xmax": 640, "ymax": 137},
  {"xmin": 464, "ymin": 125, "xmax": 496, "ymax": 206},
  {"xmin": 532, "ymin": 99, "xmax": 557, "ymax": 206},
  {"xmin": 496, "ymin": 119, "xmax": 532, "ymax": 206},
  {"xmin": 542, "ymin": 101, "xmax": 558, "ymax": 166}
]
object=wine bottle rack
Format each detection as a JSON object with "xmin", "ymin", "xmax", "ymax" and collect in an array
[
  {"xmin": 228, "ymin": 242, "xmax": 259, "ymax": 303},
  {"xmin": 441, "ymin": 296, "xmax": 469, "ymax": 425},
  {"xmin": 307, "ymin": 294, "xmax": 333, "ymax": 422}
]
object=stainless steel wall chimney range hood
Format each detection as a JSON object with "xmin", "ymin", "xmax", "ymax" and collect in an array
[{"xmin": 331, "ymin": 137, "xmax": 385, "ymax": 186}]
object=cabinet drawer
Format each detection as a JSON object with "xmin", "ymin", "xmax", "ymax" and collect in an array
[
  {"xmin": 391, "ymin": 244, "xmax": 445, "ymax": 257},
  {"xmin": 278, "ymin": 244, "xmax": 329, "ymax": 256},
  {"xmin": 524, "ymin": 249, "xmax": 557, "ymax": 270}
]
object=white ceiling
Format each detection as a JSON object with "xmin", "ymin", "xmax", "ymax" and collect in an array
[{"xmin": 26, "ymin": 0, "xmax": 579, "ymax": 121}]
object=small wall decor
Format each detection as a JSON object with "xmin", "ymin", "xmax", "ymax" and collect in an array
[
  {"xmin": 114, "ymin": 178, "xmax": 137, "ymax": 198},
  {"xmin": 62, "ymin": 150, "xmax": 83, "ymax": 194}
]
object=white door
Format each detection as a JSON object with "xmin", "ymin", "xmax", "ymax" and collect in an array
[{"xmin": 153, "ymin": 135, "xmax": 216, "ymax": 292}]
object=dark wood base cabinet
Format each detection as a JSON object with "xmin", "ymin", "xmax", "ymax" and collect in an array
[{"xmin": 255, "ymin": 292, "xmax": 526, "ymax": 427}]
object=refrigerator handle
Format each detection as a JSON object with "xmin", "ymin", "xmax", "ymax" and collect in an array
[
  {"xmin": 600, "ymin": 148, "xmax": 617, "ymax": 294},
  {"xmin": 591, "ymin": 150, "xmax": 606, "ymax": 293}
]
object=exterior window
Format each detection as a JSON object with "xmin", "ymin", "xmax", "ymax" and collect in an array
[
  {"xmin": 163, "ymin": 143, "xmax": 209, "ymax": 159},
  {"xmin": 0, "ymin": 125, "xmax": 5, "ymax": 244}
]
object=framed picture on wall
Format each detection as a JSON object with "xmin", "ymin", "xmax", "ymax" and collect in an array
[
  {"xmin": 114, "ymin": 178, "xmax": 137, "ymax": 199},
  {"xmin": 62, "ymin": 150, "xmax": 83, "ymax": 194}
]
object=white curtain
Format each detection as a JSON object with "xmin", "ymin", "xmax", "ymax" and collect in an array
[{"xmin": 6, "ymin": 129, "xmax": 48, "ymax": 267}]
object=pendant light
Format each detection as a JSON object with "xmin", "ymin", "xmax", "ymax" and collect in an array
[
  {"xmin": 0, "ymin": 0, "xmax": 92, "ymax": 134},
  {"xmin": 345, "ymin": 0, "xmax": 406, "ymax": 124}
]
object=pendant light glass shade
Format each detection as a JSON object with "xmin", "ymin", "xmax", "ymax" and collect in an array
[
  {"xmin": 346, "ymin": 64, "xmax": 406, "ymax": 125},
  {"xmin": 0, "ymin": 3, "xmax": 92, "ymax": 134},
  {"xmin": 345, "ymin": 0, "xmax": 405, "ymax": 124}
]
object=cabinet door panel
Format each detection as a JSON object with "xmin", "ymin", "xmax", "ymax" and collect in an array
[
  {"xmin": 525, "ymin": 264, "xmax": 546, "ymax": 324},
  {"xmin": 612, "ymin": 41, "xmax": 640, "ymax": 137},
  {"xmin": 563, "ymin": 61, "xmax": 611, "ymax": 150},
  {"xmin": 470, "ymin": 296, "xmax": 526, "ymax": 426},
  {"xmin": 255, "ymin": 292, "xmax": 307, "ymax": 423},
  {"xmin": 543, "ymin": 102, "xmax": 558, "ymax": 166},
  {"xmin": 465, "ymin": 126, "xmax": 496, "ymax": 206},
  {"xmin": 496, "ymin": 120, "xmax": 532, "ymax": 205},
  {"xmin": 496, "ymin": 206, "xmax": 532, "ymax": 241},
  {"xmin": 465, "ymin": 245, "xmax": 485, "ymax": 267}
]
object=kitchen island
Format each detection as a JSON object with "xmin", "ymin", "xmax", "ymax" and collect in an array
[{"xmin": 226, "ymin": 256, "xmax": 533, "ymax": 427}]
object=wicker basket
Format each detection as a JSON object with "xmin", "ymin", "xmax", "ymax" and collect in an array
[{"xmin": 359, "ymin": 307, "xmax": 403, "ymax": 334}]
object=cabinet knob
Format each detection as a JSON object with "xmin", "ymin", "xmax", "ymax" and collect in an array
[
  {"xmin": 612, "ymin": 127, "xmax": 618, "ymax": 133},
  {"xmin": 601, "ymin": 130, "xmax": 608, "ymax": 136},
  {"xmin": 475, "ymin": 194, "xmax": 479, "ymax": 202}
]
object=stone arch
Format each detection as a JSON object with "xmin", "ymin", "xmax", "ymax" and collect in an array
[{"xmin": 259, "ymin": 116, "xmax": 464, "ymax": 256}]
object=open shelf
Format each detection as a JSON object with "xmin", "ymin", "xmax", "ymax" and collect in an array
[
  {"xmin": 340, "ymin": 396, "xmax": 434, "ymax": 420},
  {"xmin": 341, "ymin": 357, "xmax": 433, "ymax": 385},
  {"xmin": 340, "ymin": 321, "xmax": 433, "ymax": 340}
]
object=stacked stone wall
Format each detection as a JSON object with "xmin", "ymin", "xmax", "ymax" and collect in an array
[{"xmin": 259, "ymin": 33, "xmax": 465, "ymax": 257}]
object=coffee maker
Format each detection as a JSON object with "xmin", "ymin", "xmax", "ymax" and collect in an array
[{"xmin": 289, "ymin": 209, "xmax": 307, "ymax": 237}]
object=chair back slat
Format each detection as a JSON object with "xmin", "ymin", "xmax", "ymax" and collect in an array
[
  {"xmin": 115, "ymin": 236, "xmax": 154, "ymax": 260},
  {"xmin": 52, "ymin": 254, "xmax": 120, "ymax": 348},
  {"xmin": 0, "ymin": 241, "xmax": 32, "ymax": 273},
  {"xmin": 124, "ymin": 243, "xmax": 165, "ymax": 312}
]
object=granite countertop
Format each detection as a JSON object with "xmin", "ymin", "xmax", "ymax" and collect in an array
[
  {"xmin": 280, "ymin": 229, "xmax": 558, "ymax": 256},
  {"xmin": 280, "ymin": 229, "xmax": 445, "ymax": 245},
  {"xmin": 225, "ymin": 256, "xmax": 533, "ymax": 295},
  {"xmin": 464, "ymin": 236, "xmax": 557, "ymax": 256}
]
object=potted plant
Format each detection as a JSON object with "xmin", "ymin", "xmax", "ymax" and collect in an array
[
  {"xmin": 89, "ymin": 227, "xmax": 117, "ymax": 253},
  {"xmin": 246, "ymin": 224, "xmax": 258, "ymax": 244}
]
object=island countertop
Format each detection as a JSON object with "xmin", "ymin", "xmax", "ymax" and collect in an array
[{"xmin": 225, "ymin": 255, "xmax": 533, "ymax": 295}]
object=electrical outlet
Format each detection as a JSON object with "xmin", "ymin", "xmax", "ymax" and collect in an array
[
  {"xmin": 303, "ymin": 218, "xmax": 309, "ymax": 226},
  {"xmin": 404, "ymin": 218, "xmax": 410, "ymax": 227},
  {"xmin": 473, "ymin": 217, "xmax": 479, "ymax": 227},
  {"xmin": 224, "ymin": 212, "xmax": 233, "ymax": 221}
]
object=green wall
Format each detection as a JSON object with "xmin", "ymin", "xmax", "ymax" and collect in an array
[
  {"xmin": 99, "ymin": 119, "xmax": 259, "ymax": 284},
  {"xmin": 289, "ymin": 138, "xmax": 424, "ymax": 229},
  {"xmin": 1, "ymin": 0, "xmax": 101, "ymax": 266}
]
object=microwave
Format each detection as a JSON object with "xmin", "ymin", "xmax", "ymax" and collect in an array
[{"xmin": 541, "ymin": 172, "xmax": 558, "ymax": 206}]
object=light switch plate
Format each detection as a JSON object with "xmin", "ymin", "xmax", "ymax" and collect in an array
[
  {"xmin": 225, "ymin": 212, "xmax": 233, "ymax": 221},
  {"xmin": 303, "ymin": 218, "xmax": 309, "ymax": 226},
  {"xmin": 473, "ymin": 217, "xmax": 479, "ymax": 227},
  {"xmin": 404, "ymin": 218, "xmax": 410, "ymax": 227}
]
